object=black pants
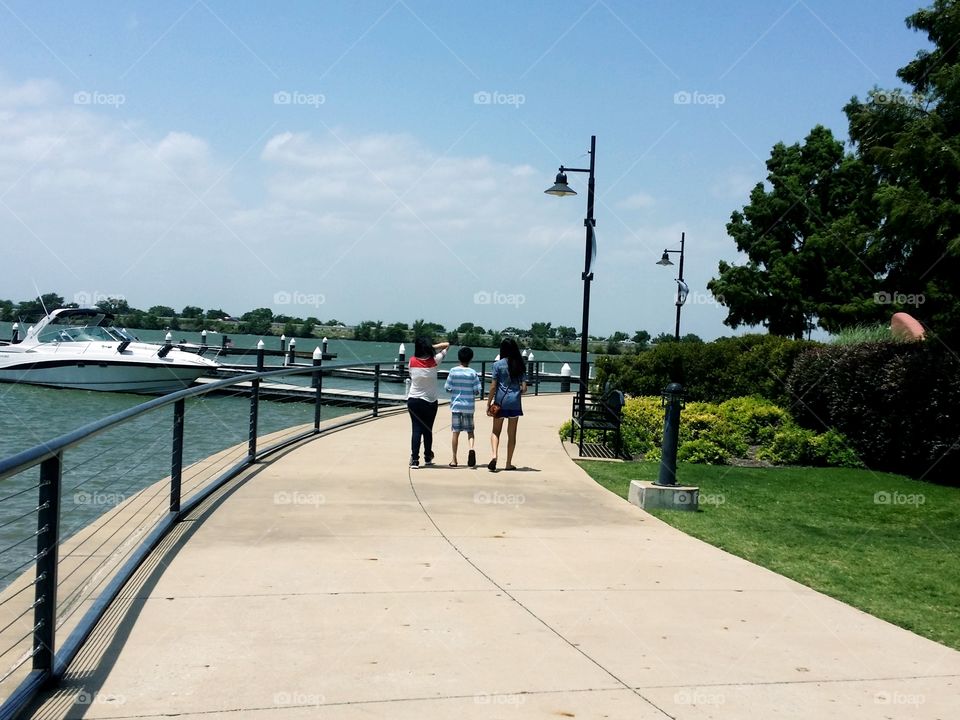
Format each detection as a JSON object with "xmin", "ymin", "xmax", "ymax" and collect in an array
[{"xmin": 407, "ymin": 398, "xmax": 439, "ymax": 460}]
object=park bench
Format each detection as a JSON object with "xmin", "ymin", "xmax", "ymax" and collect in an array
[{"xmin": 570, "ymin": 388, "xmax": 626, "ymax": 459}]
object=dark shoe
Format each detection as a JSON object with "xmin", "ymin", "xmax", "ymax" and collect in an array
[
  {"xmin": 487, "ymin": 458, "xmax": 497, "ymax": 472},
  {"xmin": 409, "ymin": 457, "xmax": 419, "ymax": 469},
  {"xmin": 424, "ymin": 453, "xmax": 435, "ymax": 467},
  {"xmin": 467, "ymin": 450, "xmax": 476, "ymax": 467}
]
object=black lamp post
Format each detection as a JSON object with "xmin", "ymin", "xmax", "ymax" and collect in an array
[
  {"xmin": 656, "ymin": 231, "xmax": 689, "ymax": 341},
  {"xmin": 545, "ymin": 135, "xmax": 597, "ymax": 418},
  {"xmin": 655, "ymin": 232, "xmax": 690, "ymax": 486}
]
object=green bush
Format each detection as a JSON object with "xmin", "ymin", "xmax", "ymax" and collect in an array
[
  {"xmin": 716, "ymin": 396, "xmax": 789, "ymax": 445},
  {"xmin": 677, "ymin": 438, "xmax": 729, "ymax": 464},
  {"xmin": 560, "ymin": 394, "xmax": 860, "ymax": 469},
  {"xmin": 595, "ymin": 334, "xmax": 817, "ymax": 405},
  {"xmin": 809, "ymin": 429, "xmax": 864, "ymax": 468},
  {"xmin": 787, "ymin": 341, "xmax": 960, "ymax": 483},
  {"xmin": 756, "ymin": 426, "xmax": 818, "ymax": 465}
]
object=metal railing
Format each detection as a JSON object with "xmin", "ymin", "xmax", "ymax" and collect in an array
[{"xmin": 0, "ymin": 355, "xmax": 400, "ymax": 719}]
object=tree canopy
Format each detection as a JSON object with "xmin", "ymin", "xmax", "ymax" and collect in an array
[{"xmin": 712, "ymin": 0, "xmax": 960, "ymax": 340}]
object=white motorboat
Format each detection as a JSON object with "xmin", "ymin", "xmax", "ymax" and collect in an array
[{"xmin": 0, "ymin": 309, "xmax": 220, "ymax": 394}]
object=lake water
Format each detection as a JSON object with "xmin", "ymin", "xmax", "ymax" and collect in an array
[{"xmin": 0, "ymin": 322, "xmax": 585, "ymax": 586}]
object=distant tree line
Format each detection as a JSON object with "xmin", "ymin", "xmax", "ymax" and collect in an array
[{"xmin": 0, "ymin": 292, "xmax": 702, "ymax": 353}]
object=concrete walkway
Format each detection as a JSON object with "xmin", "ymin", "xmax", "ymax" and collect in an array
[{"xmin": 29, "ymin": 394, "xmax": 960, "ymax": 719}]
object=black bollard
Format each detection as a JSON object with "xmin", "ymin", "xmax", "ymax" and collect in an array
[
  {"xmin": 656, "ymin": 383, "xmax": 684, "ymax": 486},
  {"xmin": 279, "ymin": 335, "xmax": 286, "ymax": 354},
  {"xmin": 11, "ymin": 323, "xmax": 19, "ymax": 344},
  {"xmin": 287, "ymin": 338, "xmax": 296, "ymax": 366}
]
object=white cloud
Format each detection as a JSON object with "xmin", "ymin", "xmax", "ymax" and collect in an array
[{"xmin": 0, "ymin": 74, "xmax": 735, "ymax": 338}]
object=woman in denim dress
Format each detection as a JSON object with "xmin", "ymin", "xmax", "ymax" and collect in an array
[{"xmin": 486, "ymin": 337, "xmax": 527, "ymax": 471}]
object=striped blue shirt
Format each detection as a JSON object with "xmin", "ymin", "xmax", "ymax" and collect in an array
[{"xmin": 444, "ymin": 366, "xmax": 481, "ymax": 413}]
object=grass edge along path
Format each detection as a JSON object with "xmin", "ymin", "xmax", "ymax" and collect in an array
[{"xmin": 577, "ymin": 460, "xmax": 960, "ymax": 651}]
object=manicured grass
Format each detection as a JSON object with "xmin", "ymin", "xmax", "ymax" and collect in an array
[{"xmin": 578, "ymin": 460, "xmax": 960, "ymax": 650}]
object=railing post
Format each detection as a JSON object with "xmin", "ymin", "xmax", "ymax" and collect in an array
[
  {"xmin": 312, "ymin": 346, "xmax": 322, "ymax": 431},
  {"xmin": 33, "ymin": 453, "xmax": 62, "ymax": 673},
  {"xmin": 170, "ymin": 398, "xmax": 185, "ymax": 513},
  {"xmin": 248, "ymin": 341, "xmax": 264, "ymax": 460},
  {"xmin": 372, "ymin": 364, "xmax": 381, "ymax": 417},
  {"xmin": 480, "ymin": 360, "xmax": 486, "ymax": 400}
]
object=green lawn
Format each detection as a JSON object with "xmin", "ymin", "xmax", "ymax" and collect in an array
[{"xmin": 578, "ymin": 460, "xmax": 960, "ymax": 650}]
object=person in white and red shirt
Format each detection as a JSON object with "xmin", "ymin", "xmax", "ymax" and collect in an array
[{"xmin": 407, "ymin": 337, "xmax": 449, "ymax": 468}]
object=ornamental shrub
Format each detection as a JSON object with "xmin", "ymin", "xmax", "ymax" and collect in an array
[
  {"xmin": 787, "ymin": 341, "xmax": 960, "ymax": 483},
  {"xmin": 677, "ymin": 438, "xmax": 729, "ymax": 464},
  {"xmin": 559, "ymin": 394, "xmax": 860, "ymax": 469}
]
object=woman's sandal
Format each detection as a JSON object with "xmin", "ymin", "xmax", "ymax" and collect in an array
[
  {"xmin": 448, "ymin": 462, "xmax": 458, "ymax": 467},
  {"xmin": 504, "ymin": 465, "xmax": 517, "ymax": 471},
  {"xmin": 487, "ymin": 458, "xmax": 497, "ymax": 472}
]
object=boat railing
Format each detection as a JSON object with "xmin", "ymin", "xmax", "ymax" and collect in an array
[{"xmin": 0, "ymin": 355, "xmax": 399, "ymax": 719}]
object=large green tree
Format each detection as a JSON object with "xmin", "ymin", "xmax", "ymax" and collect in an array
[
  {"xmin": 709, "ymin": 126, "xmax": 881, "ymax": 338},
  {"xmin": 845, "ymin": 0, "xmax": 960, "ymax": 338}
]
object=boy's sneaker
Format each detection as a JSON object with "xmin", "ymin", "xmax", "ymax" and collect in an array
[
  {"xmin": 424, "ymin": 453, "xmax": 435, "ymax": 467},
  {"xmin": 409, "ymin": 457, "xmax": 419, "ymax": 469},
  {"xmin": 467, "ymin": 450, "xmax": 476, "ymax": 468}
]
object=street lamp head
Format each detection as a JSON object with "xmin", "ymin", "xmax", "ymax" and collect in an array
[
  {"xmin": 544, "ymin": 171, "xmax": 577, "ymax": 197},
  {"xmin": 656, "ymin": 250, "xmax": 673, "ymax": 266}
]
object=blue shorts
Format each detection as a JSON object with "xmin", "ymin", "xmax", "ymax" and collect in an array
[{"xmin": 451, "ymin": 412, "xmax": 475, "ymax": 433}]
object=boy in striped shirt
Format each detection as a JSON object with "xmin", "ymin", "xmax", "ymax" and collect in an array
[{"xmin": 444, "ymin": 346, "xmax": 482, "ymax": 467}]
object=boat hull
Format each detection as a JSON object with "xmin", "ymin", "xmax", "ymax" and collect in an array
[{"xmin": 0, "ymin": 358, "xmax": 210, "ymax": 394}]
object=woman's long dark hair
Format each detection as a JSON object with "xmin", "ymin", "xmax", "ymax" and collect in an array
[
  {"xmin": 413, "ymin": 337, "xmax": 434, "ymax": 359},
  {"xmin": 499, "ymin": 337, "xmax": 525, "ymax": 380}
]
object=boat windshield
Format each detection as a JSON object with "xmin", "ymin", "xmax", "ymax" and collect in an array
[{"xmin": 36, "ymin": 324, "xmax": 123, "ymax": 343}]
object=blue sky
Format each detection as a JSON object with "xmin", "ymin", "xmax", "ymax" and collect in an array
[{"xmin": 0, "ymin": 0, "xmax": 928, "ymax": 339}]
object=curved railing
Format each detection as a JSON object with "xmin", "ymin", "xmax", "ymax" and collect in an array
[
  {"xmin": 0, "ymin": 352, "xmax": 578, "ymax": 718},
  {"xmin": 0, "ymin": 357, "xmax": 402, "ymax": 719}
]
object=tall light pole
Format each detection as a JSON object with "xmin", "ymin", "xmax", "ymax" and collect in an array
[
  {"xmin": 545, "ymin": 135, "xmax": 597, "ymax": 417},
  {"xmin": 655, "ymin": 232, "xmax": 690, "ymax": 486},
  {"xmin": 656, "ymin": 232, "xmax": 689, "ymax": 341}
]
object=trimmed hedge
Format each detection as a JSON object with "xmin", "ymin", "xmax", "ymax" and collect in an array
[
  {"xmin": 787, "ymin": 341, "xmax": 960, "ymax": 484},
  {"xmin": 595, "ymin": 334, "xmax": 817, "ymax": 405}
]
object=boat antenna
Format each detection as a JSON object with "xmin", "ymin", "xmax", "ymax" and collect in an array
[{"xmin": 31, "ymin": 280, "xmax": 51, "ymax": 319}]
